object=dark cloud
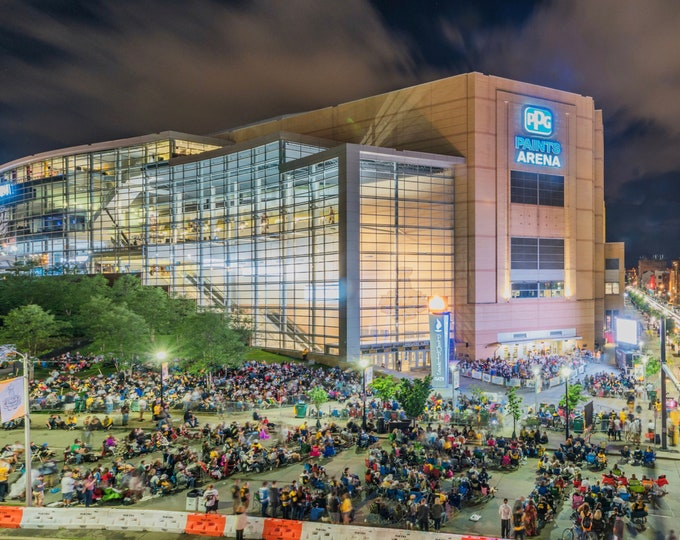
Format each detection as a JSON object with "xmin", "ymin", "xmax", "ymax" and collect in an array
[
  {"xmin": 1, "ymin": 0, "xmax": 678, "ymax": 264},
  {"xmin": 0, "ymin": 0, "xmax": 419, "ymax": 162}
]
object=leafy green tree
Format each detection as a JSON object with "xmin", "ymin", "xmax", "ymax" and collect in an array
[
  {"xmin": 80, "ymin": 295, "xmax": 150, "ymax": 371},
  {"xmin": 645, "ymin": 356, "xmax": 661, "ymax": 377},
  {"xmin": 506, "ymin": 386, "xmax": 523, "ymax": 440},
  {"xmin": 558, "ymin": 383, "xmax": 587, "ymax": 412},
  {"xmin": 395, "ymin": 375, "xmax": 432, "ymax": 425},
  {"xmin": 308, "ymin": 387, "xmax": 329, "ymax": 424},
  {"xmin": 176, "ymin": 310, "xmax": 249, "ymax": 377},
  {"xmin": 1, "ymin": 304, "xmax": 63, "ymax": 357},
  {"xmin": 369, "ymin": 376, "xmax": 400, "ymax": 404}
]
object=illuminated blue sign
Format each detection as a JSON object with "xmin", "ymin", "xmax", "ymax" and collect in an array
[
  {"xmin": 429, "ymin": 311, "xmax": 450, "ymax": 388},
  {"xmin": 524, "ymin": 106, "xmax": 553, "ymax": 136},
  {"xmin": 515, "ymin": 105, "xmax": 561, "ymax": 168},
  {"xmin": 0, "ymin": 183, "xmax": 12, "ymax": 198}
]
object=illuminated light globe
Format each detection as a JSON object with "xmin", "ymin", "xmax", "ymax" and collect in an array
[{"xmin": 429, "ymin": 295, "xmax": 446, "ymax": 313}]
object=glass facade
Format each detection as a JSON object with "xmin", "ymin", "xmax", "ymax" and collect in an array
[
  {"xmin": 0, "ymin": 134, "xmax": 457, "ymax": 368},
  {"xmin": 359, "ymin": 159, "xmax": 454, "ymax": 370}
]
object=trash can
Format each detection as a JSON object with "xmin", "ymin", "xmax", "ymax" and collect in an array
[
  {"xmin": 186, "ymin": 489, "xmax": 202, "ymax": 512},
  {"xmin": 573, "ymin": 416, "xmax": 584, "ymax": 434},
  {"xmin": 294, "ymin": 403, "xmax": 308, "ymax": 418},
  {"xmin": 376, "ymin": 417, "xmax": 386, "ymax": 434}
]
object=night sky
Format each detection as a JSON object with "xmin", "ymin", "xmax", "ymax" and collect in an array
[{"xmin": 1, "ymin": 0, "xmax": 679, "ymax": 267}]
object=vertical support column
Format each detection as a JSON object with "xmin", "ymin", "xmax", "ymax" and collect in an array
[{"xmin": 339, "ymin": 146, "xmax": 361, "ymax": 362}]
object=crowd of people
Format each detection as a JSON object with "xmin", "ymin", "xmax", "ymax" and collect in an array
[
  {"xmin": 26, "ymin": 360, "xmax": 363, "ymax": 420},
  {"xmin": 458, "ymin": 352, "xmax": 590, "ymax": 384}
]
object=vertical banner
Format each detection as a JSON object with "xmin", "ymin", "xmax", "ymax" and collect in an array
[
  {"xmin": 161, "ymin": 362, "xmax": 169, "ymax": 381},
  {"xmin": 0, "ymin": 376, "xmax": 25, "ymax": 423},
  {"xmin": 364, "ymin": 366, "xmax": 374, "ymax": 387},
  {"xmin": 452, "ymin": 365, "xmax": 460, "ymax": 389},
  {"xmin": 429, "ymin": 312, "xmax": 450, "ymax": 388}
]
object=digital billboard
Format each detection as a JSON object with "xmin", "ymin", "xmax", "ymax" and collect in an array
[{"xmin": 615, "ymin": 317, "xmax": 638, "ymax": 347}]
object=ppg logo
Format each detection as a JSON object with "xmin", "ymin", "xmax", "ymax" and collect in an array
[{"xmin": 524, "ymin": 106, "xmax": 553, "ymax": 136}]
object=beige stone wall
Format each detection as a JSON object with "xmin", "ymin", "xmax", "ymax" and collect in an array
[{"xmin": 220, "ymin": 72, "xmax": 605, "ymax": 360}]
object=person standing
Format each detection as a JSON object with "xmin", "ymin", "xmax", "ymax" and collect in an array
[
  {"xmin": 416, "ymin": 499, "xmax": 429, "ymax": 531},
  {"xmin": 231, "ymin": 478, "xmax": 242, "ymax": 512},
  {"xmin": 61, "ymin": 471, "xmax": 76, "ymax": 507},
  {"xmin": 499, "ymin": 498, "xmax": 513, "ymax": 538},
  {"xmin": 327, "ymin": 489, "xmax": 340, "ymax": 524},
  {"xmin": 0, "ymin": 460, "xmax": 9, "ymax": 502},
  {"xmin": 268, "ymin": 481, "xmax": 280, "ymax": 518},
  {"xmin": 512, "ymin": 501, "xmax": 525, "ymax": 540},
  {"xmin": 258, "ymin": 481, "xmax": 270, "ymax": 517},
  {"xmin": 431, "ymin": 497, "xmax": 445, "ymax": 531},
  {"xmin": 235, "ymin": 504, "xmax": 248, "ymax": 540},
  {"xmin": 203, "ymin": 483, "xmax": 220, "ymax": 514},
  {"xmin": 83, "ymin": 473, "xmax": 95, "ymax": 508},
  {"xmin": 340, "ymin": 492, "xmax": 353, "ymax": 524},
  {"xmin": 612, "ymin": 512, "xmax": 625, "ymax": 540},
  {"xmin": 138, "ymin": 396, "xmax": 147, "ymax": 421},
  {"xmin": 32, "ymin": 474, "xmax": 45, "ymax": 507},
  {"xmin": 121, "ymin": 402, "xmax": 130, "ymax": 426}
]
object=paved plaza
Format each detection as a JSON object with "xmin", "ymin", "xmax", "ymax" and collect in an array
[{"xmin": 1, "ymin": 343, "xmax": 680, "ymax": 540}]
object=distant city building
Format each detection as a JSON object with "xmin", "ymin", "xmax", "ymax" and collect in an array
[{"xmin": 0, "ymin": 73, "xmax": 621, "ymax": 370}]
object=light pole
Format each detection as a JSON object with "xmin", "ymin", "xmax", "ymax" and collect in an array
[
  {"xmin": 561, "ymin": 365, "xmax": 571, "ymax": 440},
  {"xmin": 156, "ymin": 351, "xmax": 167, "ymax": 411},
  {"xmin": 10, "ymin": 350, "xmax": 32, "ymax": 507},
  {"xmin": 359, "ymin": 358, "xmax": 369, "ymax": 430}
]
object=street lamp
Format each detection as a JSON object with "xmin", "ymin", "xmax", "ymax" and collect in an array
[
  {"xmin": 359, "ymin": 357, "xmax": 369, "ymax": 430},
  {"xmin": 561, "ymin": 365, "xmax": 572, "ymax": 440},
  {"xmin": 156, "ymin": 351, "xmax": 167, "ymax": 410},
  {"xmin": 9, "ymin": 350, "xmax": 32, "ymax": 507}
]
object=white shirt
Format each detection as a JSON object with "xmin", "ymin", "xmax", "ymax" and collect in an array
[{"xmin": 499, "ymin": 502, "xmax": 512, "ymax": 520}]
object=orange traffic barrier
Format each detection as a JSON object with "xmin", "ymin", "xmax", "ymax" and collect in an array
[
  {"xmin": 0, "ymin": 507, "xmax": 23, "ymax": 529},
  {"xmin": 184, "ymin": 513, "xmax": 227, "ymax": 537},
  {"xmin": 262, "ymin": 518, "xmax": 303, "ymax": 540}
]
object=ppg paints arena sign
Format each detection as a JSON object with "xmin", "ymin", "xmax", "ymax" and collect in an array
[{"xmin": 515, "ymin": 106, "xmax": 562, "ymax": 168}]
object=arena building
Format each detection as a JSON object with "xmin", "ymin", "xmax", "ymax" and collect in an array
[{"xmin": 0, "ymin": 73, "xmax": 623, "ymax": 378}]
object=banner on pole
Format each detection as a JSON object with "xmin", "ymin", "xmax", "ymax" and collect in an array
[{"xmin": 0, "ymin": 376, "xmax": 25, "ymax": 423}]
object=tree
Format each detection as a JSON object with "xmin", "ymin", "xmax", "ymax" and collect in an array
[
  {"xmin": 645, "ymin": 356, "xmax": 661, "ymax": 377},
  {"xmin": 80, "ymin": 296, "xmax": 150, "ymax": 372},
  {"xmin": 308, "ymin": 387, "xmax": 329, "ymax": 426},
  {"xmin": 395, "ymin": 375, "xmax": 432, "ymax": 425},
  {"xmin": 559, "ymin": 383, "xmax": 587, "ymax": 413},
  {"xmin": 369, "ymin": 376, "xmax": 400, "ymax": 404},
  {"xmin": 176, "ymin": 310, "xmax": 249, "ymax": 377},
  {"xmin": 1, "ymin": 304, "xmax": 63, "ymax": 357},
  {"xmin": 506, "ymin": 386, "xmax": 523, "ymax": 440}
]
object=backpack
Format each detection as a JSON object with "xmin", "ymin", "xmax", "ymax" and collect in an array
[{"xmin": 582, "ymin": 513, "xmax": 592, "ymax": 531}]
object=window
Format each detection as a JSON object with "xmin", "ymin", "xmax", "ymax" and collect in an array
[
  {"xmin": 512, "ymin": 281, "xmax": 564, "ymax": 298},
  {"xmin": 605, "ymin": 258, "xmax": 620, "ymax": 270},
  {"xmin": 511, "ymin": 237, "xmax": 564, "ymax": 270},
  {"xmin": 605, "ymin": 282, "xmax": 620, "ymax": 295},
  {"xmin": 511, "ymin": 170, "xmax": 564, "ymax": 207}
]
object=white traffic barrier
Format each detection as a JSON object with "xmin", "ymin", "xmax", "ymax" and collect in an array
[
  {"xmin": 20, "ymin": 507, "xmax": 62, "ymax": 529},
  {"xmin": 67, "ymin": 507, "xmax": 111, "ymax": 529},
  {"xmin": 106, "ymin": 509, "xmax": 143, "ymax": 530},
  {"xmin": 136, "ymin": 509, "xmax": 188, "ymax": 533},
  {"xmin": 224, "ymin": 514, "xmax": 266, "ymax": 539},
  {"xmin": 300, "ymin": 521, "xmax": 336, "ymax": 540}
]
